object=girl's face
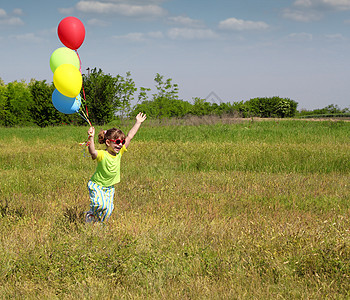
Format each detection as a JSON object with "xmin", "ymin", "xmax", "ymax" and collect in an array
[{"xmin": 106, "ymin": 138, "xmax": 125, "ymax": 155}]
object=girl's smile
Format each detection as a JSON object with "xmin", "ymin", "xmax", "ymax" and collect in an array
[{"xmin": 107, "ymin": 138, "xmax": 125, "ymax": 155}]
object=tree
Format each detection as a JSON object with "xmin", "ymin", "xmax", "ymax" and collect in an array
[
  {"xmin": 83, "ymin": 68, "xmax": 136, "ymax": 125},
  {"xmin": 29, "ymin": 80, "xmax": 66, "ymax": 127},
  {"xmin": 244, "ymin": 96, "xmax": 297, "ymax": 118},
  {"xmin": 3, "ymin": 81, "xmax": 34, "ymax": 126},
  {"xmin": 275, "ymin": 98, "xmax": 297, "ymax": 118},
  {"xmin": 191, "ymin": 98, "xmax": 212, "ymax": 116},
  {"xmin": 114, "ymin": 72, "xmax": 137, "ymax": 119},
  {"xmin": 297, "ymin": 104, "xmax": 349, "ymax": 117},
  {"xmin": 153, "ymin": 73, "xmax": 179, "ymax": 100},
  {"xmin": 131, "ymin": 73, "xmax": 192, "ymax": 118}
]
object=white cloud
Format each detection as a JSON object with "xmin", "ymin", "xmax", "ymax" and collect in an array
[
  {"xmin": 0, "ymin": 16, "xmax": 24, "ymax": 26},
  {"xmin": 13, "ymin": 8, "xmax": 23, "ymax": 15},
  {"xmin": 167, "ymin": 27, "xmax": 218, "ymax": 40},
  {"xmin": 58, "ymin": 7, "xmax": 75, "ymax": 15},
  {"xmin": 0, "ymin": 8, "xmax": 6, "ymax": 17},
  {"xmin": 324, "ymin": 33, "xmax": 346, "ymax": 40},
  {"xmin": 98, "ymin": 0, "xmax": 165, "ymax": 3},
  {"xmin": 76, "ymin": 1, "xmax": 166, "ymax": 17},
  {"xmin": 218, "ymin": 18, "xmax": 269, "ymax": 31},
  {"xmin": 11, "ymin": 33, "xmax": 43, "ymax": 43},
  {"xmin": 287, "ymin": 32, "xmax": 313, "ymax": 41},
  {"xmin": 114, "ymin": 28, "xmax": 218, "ymax": 42},
  {"xmin": 87, "ymin": 18, "xmax": 109, "ymax": 26},
  {"xmin": 113, "ymin": 31, "xmax": 164, "ymax": 42},
  {"xmin": 282, "ymin": 8, "xmax": 322, "ymax": 21},
  {"xmin": 283, "ymin": 0, "xmax": 350, "ymax": 22},
  {"xmin": 168, "ymin": 16, "xmax": 204, "ymax": 28},
  {"xmin": 147, "ymin": 31, "xmax": 164, "ymax": 39},
  {"xmin": 115, "ymin": 32, "xmax": 145, "ymax": 42},
  {"xmin": 294, "ymin": 0, "xmax": 350, "ymax": 11},
  {"xmin": 0, "ymin": 8, "xmax": 24, "ymax": 25}
]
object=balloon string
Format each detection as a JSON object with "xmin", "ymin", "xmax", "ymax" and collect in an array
[
  {"xmin": 75, "ymin": 49, "xmax": 82, "ymax": 73},
  {"xmin": 75, "ymin": 49, "xmax": 92, "ymax": 126},
  {"xmin": 78, "ymin": 110, "xmax": 88, "ymax": 123},
  {"xmin": 79, "ymin": 106, "xmax": 91, "ymax": 126},
  {"xmin": 80, "ymin": 107, "xmax": 89, "ymax": 122},
  {"xmin": 78, "ymin": 109, "xmax": 92, "ymax": 152},
  {"xmin": 79, "ymin": 94, "xmax": 91, "ymax": 126}
]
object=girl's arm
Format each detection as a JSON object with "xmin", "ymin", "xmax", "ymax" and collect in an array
[
  {"xmin": 87, "ymin": 126, "xmax": 98, "ymax": 159},
  {"xmin": 125, "ymin": 112, "xmax": 147, "ymax": 149}
]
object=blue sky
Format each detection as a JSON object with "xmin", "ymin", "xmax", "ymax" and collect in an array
[{"xmin": 1, "ymin": 0, "xmax": 350, "ymax": 110}]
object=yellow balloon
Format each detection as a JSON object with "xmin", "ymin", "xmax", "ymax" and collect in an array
[{"xmin": 53, "ymin": 64, "xmax": 82, "ymax": 98}]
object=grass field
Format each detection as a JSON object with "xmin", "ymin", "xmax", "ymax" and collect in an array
[{"xmin": 0, "ymin": 118, "xmax": 350, "ymax": 299}]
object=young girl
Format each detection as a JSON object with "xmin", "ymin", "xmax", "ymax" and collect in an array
[{"xmin": 85, "ymin": 112, "xmax": 147, "ymax": 223}]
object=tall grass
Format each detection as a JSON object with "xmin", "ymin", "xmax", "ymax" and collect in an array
[{"xmin": 0, "ymin": 119, "xmax": 350, "ymax": 299}]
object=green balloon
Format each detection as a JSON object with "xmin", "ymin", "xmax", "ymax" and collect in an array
[{"xmin": 50, "ymin": 47, "xmax": 80, "ymax": 73}]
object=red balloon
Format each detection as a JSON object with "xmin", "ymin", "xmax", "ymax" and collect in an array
[{"xmin": 57, "ymin": 16, "xmax": 85, "ymax": 50}]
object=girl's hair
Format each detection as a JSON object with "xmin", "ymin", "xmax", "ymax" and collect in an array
[{"xmin": 98, "ymin": 128, "xmax": 126, "ymax": 144}]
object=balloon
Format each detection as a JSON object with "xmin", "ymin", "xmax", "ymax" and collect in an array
[
  {"xmin": 52, "ymin": 89, "xmax": 81, "ymax": 114},
  {"xmin": 50, "ymin": 47, "xmax": 80, "ymax": 73},
  {"xmin": 57, "ymin": 16, "xmax": 85, "ymax": 50},
  {"xmin": 53, "ymin": 64, "xmax": 82, "ymax": 98}
]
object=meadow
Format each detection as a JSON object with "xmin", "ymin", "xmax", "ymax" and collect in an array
[{"xmin": 0, "ymin": 118, "xmax": 350, "ymax": 299}]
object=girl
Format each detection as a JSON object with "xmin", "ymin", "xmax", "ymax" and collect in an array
[{"xmin": 85, "ymin": 112, "xmax": 147, "ymax": 223}]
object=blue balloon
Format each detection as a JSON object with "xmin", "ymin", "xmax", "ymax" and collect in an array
[{"xmin": 52, "ymin": 89, "xmax": 81, "ymax": 114}]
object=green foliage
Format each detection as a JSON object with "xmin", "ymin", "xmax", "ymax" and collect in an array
[
  {"xmin": 132, "ymin": 87, "xmax": 298, "ymax": 119},
  {"xmin": 191, "ymin": 97, "xmax": 212, "ymax": 116},
  {"xmin": 0, "ymin": 82, "xmax": 6, "ymax": 126},
  {"xmin": 132, "ymin": 73, "xmax": 192, "ymax": 118},
  {"xmin": 0, "ymin": 79, "xmax": 80, "ymax": 127},
  {"xmin": 83, "ymin": 68, "xmax": 116, "ymax": 125},
  {"xmin": 2, "ymin": 81, "xmax": 34, "ymax": 126},
  {"xmin": 190, "ymin": 98, "xmax": 246, "ymax": 116},
  {"xmin": 133, "ymin": 98, "xmax": 193, "ymax": 119},
  {"xmin": 115, "ymin": 72, "xmax": 137, "ymax": 119},
  {"xmin": 297, "ymin": 104, "xmax": 350, "ymax": 118},
  {"xmin": 243, "ymin": 96, "xmax": 298, "ymax": 118},
  {"xmin": 83, "ymin": 68, "xmax": 137, "ymax": 125},
  {"xmin": 0, "ymin": 70, "xmax": 139, "ymax": 127},
  {"xmin": 153, "ymin": 73, "xmax": 179, "ymax": 100},
  {"xmin": 150, "ymin": 73, "xmax": 192, "ymax": 119},
  {"xmin": 8, "ymin": 70, "xmax": 350, "ymax": 127},
  {"xmin": 132, "ymin": 74, "xmax": 298, "ymax": 119},
  {"xmin": 28, "ymin": 80, "xmax": 65, "ymax": 127}
]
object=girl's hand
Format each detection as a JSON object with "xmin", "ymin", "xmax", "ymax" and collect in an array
[
  {"xmin": 88, "ymin": 126, "xmax": 95, "ymax": 137},
  {"xmin": 136, "ymin": 112, "xmax": 147, "ymax": 123}
]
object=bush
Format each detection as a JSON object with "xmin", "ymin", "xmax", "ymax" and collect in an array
[
  {"xmin": 29, "ymin": 80, "xmax": 68, "ymax": 127},
  {"xmin": 2, "ymin": 81, "xmax": 34, "ymax": 126},
  {"xmin": 297, "ymin": 104, "xmax": 350, "ymax": 118},
  {"xmin": 243, "ymin": 97, "xmax": 298, "ymax": 118}
]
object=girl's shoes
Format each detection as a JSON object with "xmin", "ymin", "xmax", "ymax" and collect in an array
[{"xmin": 85, "ymin": 211, "xmax": 96, "ymax": 223}]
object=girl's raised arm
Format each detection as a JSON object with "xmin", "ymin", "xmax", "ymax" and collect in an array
[
  {"xmin": 88, "ymin": 126, "xmax": 98, "ymax": 159},
  {"xmin": 125, "ymin": 112, "xmax": 147, "ymax": 148}
]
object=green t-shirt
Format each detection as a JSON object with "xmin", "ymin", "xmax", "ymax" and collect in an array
[{"xmin": 90, "ymin": 146, "xmax": 127, "ymax": 187}]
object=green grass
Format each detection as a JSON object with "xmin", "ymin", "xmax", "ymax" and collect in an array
[{"xmin": 0, "ymin": 119, "xmax": 350, "ymax": 299}]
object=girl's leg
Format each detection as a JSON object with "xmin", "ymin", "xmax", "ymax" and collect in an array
[
  {"xmin": 87, "ymin": 181, "xmax": 115, "ymax": 222},
  {"xmin": 101, "ymin": 186, "xmax": 115, "ymax": 222},
  {"xmin": 87, "ymin": 181, "xmax": 103, "ymax": 221}
]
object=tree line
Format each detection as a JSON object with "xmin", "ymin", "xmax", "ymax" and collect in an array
[{"xmin": 0, "ymin": 68, "xmax": 346, "ymax": 127}]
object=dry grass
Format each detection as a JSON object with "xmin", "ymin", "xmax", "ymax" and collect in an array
[{"xmin": 0, "ymin": 120, "xmax": 350, "ymax": 299}]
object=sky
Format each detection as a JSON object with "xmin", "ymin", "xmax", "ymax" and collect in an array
[{"xmin": 1, "ymin": 0, "xmax": 350, "ymax": 110}]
